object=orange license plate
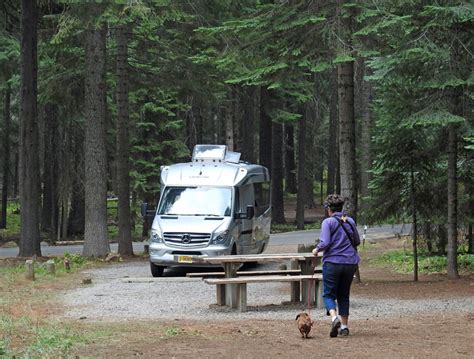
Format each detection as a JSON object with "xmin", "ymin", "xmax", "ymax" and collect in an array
[{"xmin": 177, "ymin": 255, "xmax": 193, "ymax": 263}]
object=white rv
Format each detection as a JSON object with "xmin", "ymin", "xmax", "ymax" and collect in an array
[{"xmin": 146, "ymin": 144, "xmax": 271, "ymax": 277}]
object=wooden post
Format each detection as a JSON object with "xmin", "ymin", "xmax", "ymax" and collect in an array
[
  {"xmin": 290, "ymin": 259, "xmax": 300, "ymax": 302},
  {"xmin": 46, "ymin": 259, "xmax": 55, "ymax": 275},
  {"xmin": 25, "ymin": 259, "xmax": 35, "ymax": 280},
  {"xmin": 64, "ymin": 257, "xmax": 71, "ymax": 271}
]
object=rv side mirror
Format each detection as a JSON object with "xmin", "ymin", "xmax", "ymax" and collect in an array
[
  {"xmin": 141, "ymin": 202, "xmax": 148, "ymax": 218},
  {"xmin": 246, "ymin": 205, "xmax": 255, "ymax": 219}
]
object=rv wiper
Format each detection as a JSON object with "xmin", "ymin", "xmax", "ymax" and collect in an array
[{"xmin": 203, "ymin": 214, "xmax": 222, "ymax": 217}]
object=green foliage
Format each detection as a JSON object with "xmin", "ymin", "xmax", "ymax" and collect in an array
[
  {"xmin": 358, "ymin": 0, "xmax": 473, "ymax": 229},
  {"xmin": 26, "ymin": 324, "xmax": 86, "ymax": 357},
  {"xmin": 371, "ymin": 250, "xmax": 474, "ymax": 274},
  {"xmin": 0, "ymin": 315, "xmax": 90, "ymax": 357},
  {"xmin": 0, "ymin": 201, "xmax": 20, "ymax": 238},
  {"xmin": 162, "ymin": 326, "xmax": 201, "ymax": 338}
]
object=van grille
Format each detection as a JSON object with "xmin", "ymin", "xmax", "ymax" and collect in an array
[{"xmin": 163, "ymin": 232, "xmax": 211, "ymax": 246}]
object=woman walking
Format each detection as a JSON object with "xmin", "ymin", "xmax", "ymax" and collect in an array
[{"xmin": 312, "ymin": 194, "xmax": 360, "ymax": 337}]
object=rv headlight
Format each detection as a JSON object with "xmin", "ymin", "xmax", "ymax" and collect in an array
[
  {"xmin": 150, "ymin": 230, "xmax": 163, "ymax": 243},
  {"xmin": 212, "ymin": 230, "xmax": 229, "ymax": 244}
]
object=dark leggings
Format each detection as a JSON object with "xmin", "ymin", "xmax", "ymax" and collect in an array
[{"xmin": 322, "ymin": 262, "xmax": 357, "ymax": 316}]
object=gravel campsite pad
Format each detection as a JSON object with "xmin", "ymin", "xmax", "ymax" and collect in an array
[{"xmin": 62, "ymin": 239, "xmax": 474, "ymax": 358}]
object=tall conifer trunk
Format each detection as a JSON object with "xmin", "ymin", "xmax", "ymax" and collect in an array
[
  {"xmin": 271, "ymin": 122, "xmax": 285, "ymax": 224},
  {"xmin": 83, "ymin": 19, "xmax": 109, "ymax": 257},
  {"xmin": 19, "ymin": 0, "xmax": 41, "ymax": 256},
  {"xmin": 359, "ymin": 60, "xmax": 372, "ymax": 221},
  {"xmin": 337, "ymin": 1, "xmax": 357, "ymax": 220},
  {"xmin": 225, "ymin": 87, "xmax": 234, "ymax": 151},
  {"xmin": 447, "ymin": 123, "xmax": 459, "ymax": 279},
  {"xmin": 259, "ymin": 87, "xmax": 272, "ymax": 171},
  {"xmin": 338, "ymin": 60, "xmax": 357, "ymax": 220},
  {"xmin": 41, "ymin": 104, "xmax": 58, "ymax": 234},
  {"xmin": 1, "ymin": 83, "xmax": 11, "ymax": 229},
  {"xmin": 284, "ymin": 124, "xmax": 297, "ymax": 193},
  {"xmin": 410, "ymin": 165, "xmax": 418, "ymax": 281},
  {"xmin": 241, "ymin": 87, "xmax": 256, "ymax": 163},
  {"xmin": 296, "ymin": 104, "xmax": 307, "ymax": 230},
  {"xmin": 116, "ymin": 24, "xmax": 133, "ymax": 256}
]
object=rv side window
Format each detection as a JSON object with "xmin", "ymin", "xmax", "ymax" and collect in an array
[
  {"xmin": 234, "ymin": 188, "xmax": 240, "ymax": 214},
  {"xmin": 254, "ymin": 182, "xmax": 270, "ymax": 216}
]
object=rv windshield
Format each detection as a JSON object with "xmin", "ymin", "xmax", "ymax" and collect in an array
[{"xmin": 158, "ymin": 186, "xmax": 232, "ymax": 217}]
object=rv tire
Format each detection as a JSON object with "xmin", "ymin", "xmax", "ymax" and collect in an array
[{"xmin": 150, "ymin": 262, "xmax": 165, "ymax": 277}]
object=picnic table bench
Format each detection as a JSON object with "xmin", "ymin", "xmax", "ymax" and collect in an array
[
  {"xmin": 204, "ymin": 274, "xmax": 323, "ymax": 312},
  {"xmin": 186, "ymin": 267, "xmax": 322, "ymax": 278}
]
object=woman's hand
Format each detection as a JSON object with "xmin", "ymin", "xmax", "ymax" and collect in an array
[{"xmin": 312, "ymin": 248, "xmax": 319, "ymax": 256}]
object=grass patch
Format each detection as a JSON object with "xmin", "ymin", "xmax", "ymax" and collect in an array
[
  {"xmin": 0, "ymin": 316, "xmax": 89, "ymax": 357},
  {"xmin": 162, "ymin": 326, "xmax": 201, "ymax": 338},
  {"xmin": 0, "ymin": 255, "xmax": 109, "ymax": 357},
  {"xmin": 371, "ymin": 250, "xmax": 474, "ymax": 274}
]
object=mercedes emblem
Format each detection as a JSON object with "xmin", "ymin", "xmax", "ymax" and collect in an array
[{"xmin": 181, "ymin": 234, "xmax": 191, "ymax": 244}]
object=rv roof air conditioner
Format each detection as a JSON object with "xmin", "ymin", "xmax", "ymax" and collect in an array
[{"xmin": 192, "ymin": 144, "xmax": 241, "ymax": 163}]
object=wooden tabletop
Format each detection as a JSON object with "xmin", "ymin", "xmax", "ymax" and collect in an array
[{"xmin": 189, "ymin": 252, "xmax": 322, "ymax": 265}]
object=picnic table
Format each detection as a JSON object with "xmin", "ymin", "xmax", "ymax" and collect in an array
[{"xmin": 185, "ymin": 252, "xmax": 323, "ymax": 312}]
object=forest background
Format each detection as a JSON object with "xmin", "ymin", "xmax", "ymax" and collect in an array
[{"xmin": 0, "ymin": 0, "xmax": 472, "ymax": 279}]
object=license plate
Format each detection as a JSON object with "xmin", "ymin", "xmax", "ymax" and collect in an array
[{"xmin": 177, "ymin": 255, "xmax": 193, "ymax": 263}]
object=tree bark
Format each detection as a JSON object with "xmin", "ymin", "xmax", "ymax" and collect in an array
[
  {"xmin": 359, "ymin": 60, "xmax": 372, "ymax": 222},
  {"xmin": 1, "ymin": 82, "xmax": 11, "ymax": 229},
  {"xmin": 67, "ymin": 124, "xmax": 84, "ymax": 237},
  {"xmin": 41, "ymin": 104, "xmax": 59, "ymax": 234},
  {"xmin": 67, "ymin": 165, "xmax": 84, "ymax": 236},
  {"xmin": 337, "ymin": 1, "xmax": 357, "ymax": 220},
  {"xmin": 410, "ymin": 165, "xmax": 418, "ymax": 282},
  {"xmin": 271, "ymin": 122, "xmax": 285, "ymax": 224},
  {"xmin": 232, "ymin": 85, "xmax": 241, "ymax": 153},
  {"xmin": 241, "ymin": 86, "xmax": 256, "ymax": 163},
  {"xmin": 19, "ymin": 0, "xmax": 41, "ymax": 257},
  {"xmin": 284, "ymin": 124, "xmax": 297, "ymax": 193},
  {"xmin": 338, "ymin": 60, "xmax": 357, "ymax": 220},
  {"xmin": 296, "ymin": 105, "xmax": 307, "ymax": 230},
  {"xmin": 468, "ymin": 177, "xmax": 474, "ymax": 254},
  {"xmin": 225, "ymin": 87, "xmax": 234, "ymax": 151},
  {"xmin": 447, "ymin": 123, "xmax": 459, "ymax": 278},
  {"xmin": 83, "ymin": 21, "xmax": 109, "ymax": 257},
  {"xmin": 116, "ymin": 24, "xmax": 133, "ymax": 256},
  {"xmin": 259, "ymin": 87, "xmax": 272, "ymax": 171}
]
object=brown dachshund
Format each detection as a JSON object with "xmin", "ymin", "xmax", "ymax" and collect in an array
[{"xmin": 295, "ymin": 312, "xmax": 314, "ymax": 338}]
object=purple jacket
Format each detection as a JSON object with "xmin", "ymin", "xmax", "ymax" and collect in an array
[{"xmin": 316, "ymin": 212, "xmax": 360, "ymax": 265}]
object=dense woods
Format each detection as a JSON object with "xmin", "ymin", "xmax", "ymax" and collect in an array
[{"xmin": 0, "ymin": 1, "xmax": 472, "ymax": 278}]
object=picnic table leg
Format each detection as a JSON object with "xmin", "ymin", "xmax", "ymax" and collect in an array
[
  {"xmin": 216, "ymin": 284, "xmax": 225, "ymax": 306},
  {"xmin": 237, "ymin": 283, "xmax": 247, "ymax": 312},
  {"xmin": 290, "ymin": 259, "xmax": 300, "ymax": 302},
  {"xmin": 300, "ymin": 260, "xmax": 315, "ymax": 306},
  {"xmin": 224, "ymin": 263, "xmax": 239, "ymax": 307}
]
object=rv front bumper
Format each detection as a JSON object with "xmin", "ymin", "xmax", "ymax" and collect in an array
[{"xmin": 149, "ymin": 242, "xmax": 232, "ymax": 267}]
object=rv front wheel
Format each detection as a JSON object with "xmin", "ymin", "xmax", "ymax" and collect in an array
[{"xmin": 150, "ymin": 262, "xmax": 165, "ymax": 277}]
